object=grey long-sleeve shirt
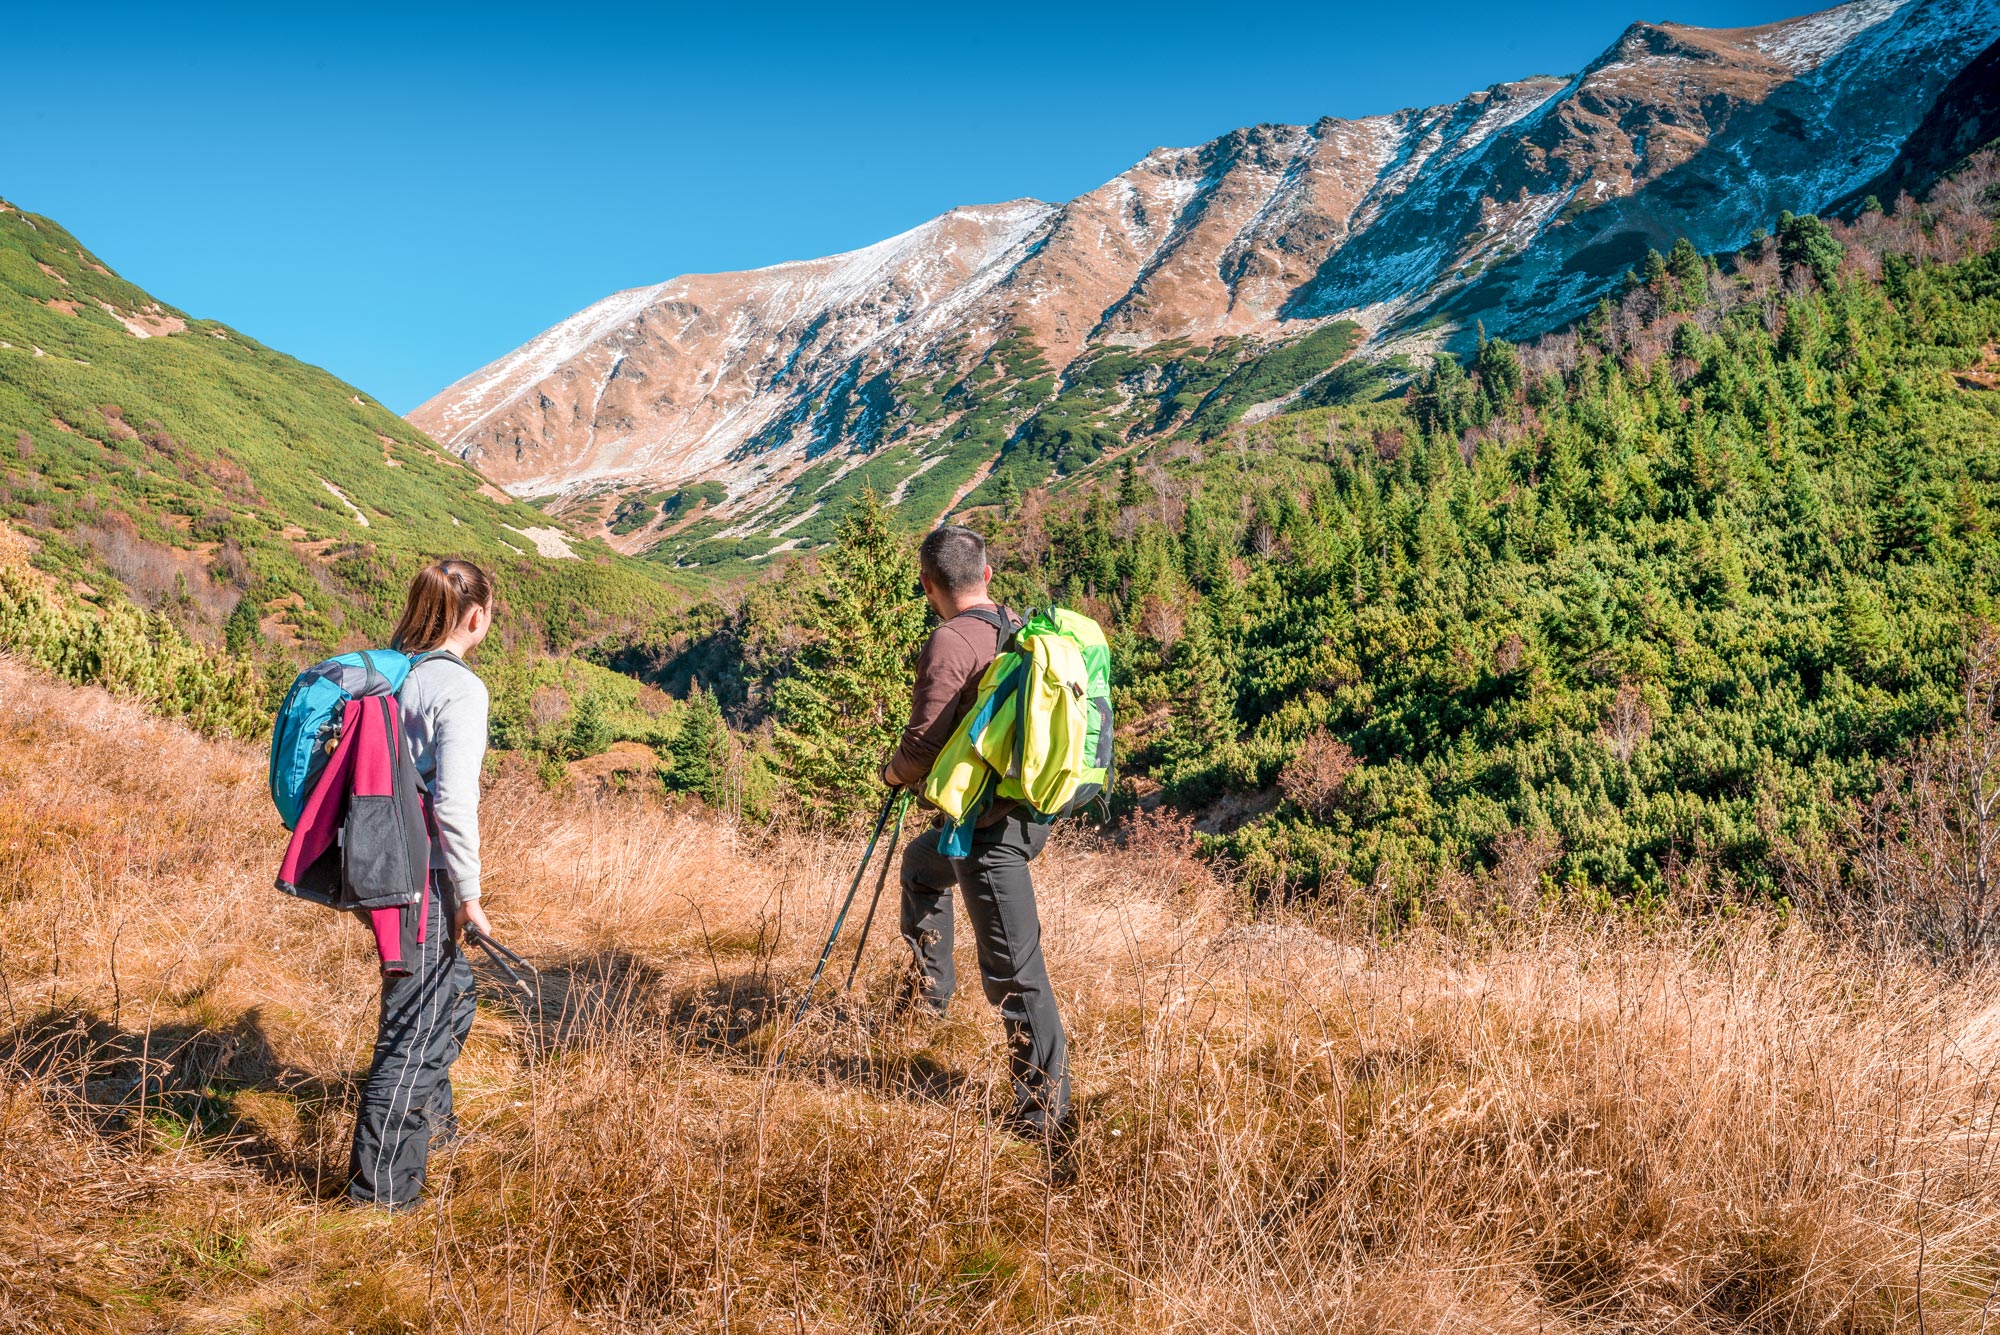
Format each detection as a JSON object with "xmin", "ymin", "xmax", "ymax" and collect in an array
[{"xmin": 399, "ymin": 655, "xmax": 489, "ymax": 901}]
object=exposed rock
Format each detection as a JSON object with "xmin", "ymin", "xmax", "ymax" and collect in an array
[
  {"xmin": 96, "ymin": 301, "xmax": 187, "ymax": 339},
  {"xmin": 505, "ymin": 525, "xmax": 578, "ymax": 560}
]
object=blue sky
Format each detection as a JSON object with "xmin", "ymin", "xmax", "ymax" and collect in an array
[{"xmin": 5, "ymin": 1, "xmax": 1818, "ymax": 412}]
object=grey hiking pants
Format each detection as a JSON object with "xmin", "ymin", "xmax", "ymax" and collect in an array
[
  {"xmin": 349, "ymin": 874, "xmax": 476, "ymax": 1209},
  {"xmin": 900, "ymin": 813, "xmax": 1069, "ymax": 1130}
]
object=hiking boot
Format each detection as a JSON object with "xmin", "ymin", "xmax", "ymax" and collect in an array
[
  {"xmin": 997, "ymin": 1106, "xmax": 1081, "ymax": 1181},
  {"xmin": 428, "ymin": 1113, "xmax": 474, "ymax": 1157},
  {"xmin": 429, "ymin": 1129, "xmax": 477, "ymax": 1158},
  {"xmin": 343, "ymin": 1188, "xmax": 423, "ymax": 1215},
  {"xmin": 890, "ymin": 973, "xmax": 950, "ymax": 1021},
  {"xmin": 997, "ymin": 1103, "xmax": 1074, "ymax": 1144}
]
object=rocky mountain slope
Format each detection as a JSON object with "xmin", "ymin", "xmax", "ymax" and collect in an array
[
  {"xmin": 411, "ymin": 0, "xmax": 2000, "ymax": 568},
  {"xmin": 0, "ymin": 201, "xmax": 676, "ymax": 654}
]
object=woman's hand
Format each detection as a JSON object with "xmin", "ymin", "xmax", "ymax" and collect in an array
[{"xmin": 456, "ymin": 898, "xmax": 492, "ymax": 940}]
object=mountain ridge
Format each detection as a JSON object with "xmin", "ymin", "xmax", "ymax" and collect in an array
[
  {"xmin": 0, "ymin": 200, "xmax": 678, "ymax": 654},
  {"xmin": 409, "ymin": 0, "xmax": 2000, "ymax": 566}
]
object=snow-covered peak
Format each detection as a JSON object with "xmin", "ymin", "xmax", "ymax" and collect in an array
[
  {"xmin": 1754, "ymin": 0, "xmax": 1914, "ymax": 70},
  {"xmin": 409, "ymin": 0, "xmax": 2000, "ymax": 532}
]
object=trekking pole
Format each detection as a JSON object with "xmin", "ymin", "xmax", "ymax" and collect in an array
[
  {"xmin": 772, "ymin": 790, "xmax": 897, "ymax": 1064},
  {"xmin": 843, "ymin": 790, "xmax": 911, "ymax": 994},
  {"xmin": 465, "ymin": 924, "xmax": 538, "ymax": 1000},
  {"xmin": 463, "ymin": 924, "xmax": 543, "ymax": 1084}
]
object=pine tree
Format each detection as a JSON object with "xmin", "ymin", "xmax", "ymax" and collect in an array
[
  {"xmin": 1778, "ymin": 211, "xmax": 1845, "ymax": 287},
  {"xmin": 665, "ymin": 680, "xmax": 728, "ymax": 805},
  {"xmin": 772, "ymin": 492, "xmax": 928, "ymax": 819},
  {"xmin": 223, "ymin": 595, "xmax": 261, "ymax": 657}
]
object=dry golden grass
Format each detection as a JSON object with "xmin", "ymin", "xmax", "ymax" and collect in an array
[{"xmin": 3, "ymin": 655, "xmax": 2000, "ymax": 1332}]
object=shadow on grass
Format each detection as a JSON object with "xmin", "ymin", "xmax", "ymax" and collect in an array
[
  {"xmin": 2, "ymin": 1003, "xmax": 357, "ymax": 1198},
  {"xmin": 507, "ymin": 948, "xmax": 972, "ymax": 1104}
]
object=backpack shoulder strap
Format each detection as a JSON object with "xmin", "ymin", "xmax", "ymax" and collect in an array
[
  {"xmin": 398, "ymin": 649, "xmax": 472, "ymax": 695},
  {"xmin": 958, "ymin": 605, "xmax": 1020, "ymax": 649}
]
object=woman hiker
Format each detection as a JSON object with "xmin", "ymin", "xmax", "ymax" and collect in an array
[{"xmin": 349, "ymin": 558, "xmax": 495, "ymax": 1210}]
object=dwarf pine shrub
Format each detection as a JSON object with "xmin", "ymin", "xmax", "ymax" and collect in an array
[{"xmin": 0, "ymin": 565, "xmax": 266, "ymax": 739}]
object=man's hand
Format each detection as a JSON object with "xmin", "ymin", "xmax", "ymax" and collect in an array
[
  {"xmin": 456, "ymin": 898, "xmax": 492, "ymax": 940},
  {"xmin": 879, "ymin": 759, "xmax": 903, "ymax": 791}
]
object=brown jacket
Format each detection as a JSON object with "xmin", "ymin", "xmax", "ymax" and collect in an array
[{"xmin": 886, "ymin": 605, "xmax": 1015, "ymax": 814}]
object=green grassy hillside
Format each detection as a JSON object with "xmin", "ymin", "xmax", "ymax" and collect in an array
[{"xmin": 0, "ymin": 199, "xmax": 679, "ymax": 657}]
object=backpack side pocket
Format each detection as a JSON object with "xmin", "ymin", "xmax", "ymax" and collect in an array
[{"xmin": 342, "ymin": 795, "xmax": 421, "ymax": 908}]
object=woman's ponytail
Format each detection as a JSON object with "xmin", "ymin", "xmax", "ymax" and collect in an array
[{"xmin": 390, "ymin": 559, "xmax": 494, "ymax": 653}]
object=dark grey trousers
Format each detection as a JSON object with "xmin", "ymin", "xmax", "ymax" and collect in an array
[
  {"xmin": 900, "ymin": 813, "xmax": 1069, "ymax": 1129},
  {"xmin": 348, "ymin": 875, "xmax": 476, "ymax": 1209}
]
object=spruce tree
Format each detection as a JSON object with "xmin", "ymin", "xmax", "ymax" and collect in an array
[
  {"xmin": 1473, "ymin": 336, "xmax": 1523, "ymax": 413},
  {"xmin": 1667, "ymin": 237, "xmax": 1706, "ymax": 309},
  {"xmin": 1954, "ymin": 474, "xmax": 1986, "ymax": 540},
  {"xmin": 994, "ymin": 471, "xmax": 1023, "ymax": 519},
  {"xmin": 771, "ymin": 492, "xmax": 928, "ymax": 819},
  {"xmin": 223, "ymin": 595, "xmax": 261, "ymax": 657},
  {"xmin": 566, "ymin": 690, "xmax": 613, "ymax": 760},
  {"xmin": 1156, "ymin": 608, "xmax": 1241, "ymax": 802},
  {"xmin": 1642, "ymin": 248, "xmax": 1670, "ymax": 296},
  {"xmin": 1411, "ymin": 353, "xmax": 1473, "ymax": 440},
  {"xmin": 1834, "ymin": 581, "xmax": 1891, "ymax": 678},
  {"xmin": 1778, "ymin": 211, "xmax": 1845, "ymax": 287},
  {"xmin": 665, "ymin": 680, "xmax": 727, "ymax": 805},
  {"xmin": 1117, "ymin": 454, "xmax": 1144, "ymax": 509}
]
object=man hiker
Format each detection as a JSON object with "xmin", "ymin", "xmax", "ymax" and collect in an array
[{"xmin": 879, "ymin": 525, "xmax": 1070, "ymax": 1137}]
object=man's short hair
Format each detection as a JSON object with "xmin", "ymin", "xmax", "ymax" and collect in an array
[{"xmin": 919, "ymin": 525, "xmax": 988, "ymax": 594}]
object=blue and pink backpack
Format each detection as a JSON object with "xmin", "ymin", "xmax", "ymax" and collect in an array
[{"xmin": 271, "ymin": 649, "xmax": 446, "ymax": 975}]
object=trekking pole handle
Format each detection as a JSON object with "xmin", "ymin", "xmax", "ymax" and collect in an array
[
  {"xmin": 465, "ymin": 924, "xmax": 535, "ymax": 971},
  {"xmin": 465, "ymin": 925, "xmax": 536, "ymax": 997}
]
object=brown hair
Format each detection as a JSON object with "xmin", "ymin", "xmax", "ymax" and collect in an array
[{"xmin": 390, "ymin": 559, "xmax": 494, "ymax": 653}]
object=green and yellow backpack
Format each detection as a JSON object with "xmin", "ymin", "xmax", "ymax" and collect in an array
[{"xmin": 924, "ymin": 607, "xmax": 1114, "ymax": 856}]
